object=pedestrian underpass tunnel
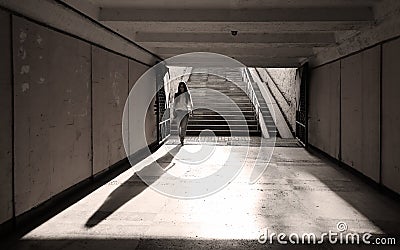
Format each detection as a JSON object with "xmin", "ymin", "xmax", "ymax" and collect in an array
[{"xmin": 1, "ymin": 1, "xmax": 400, "ymax": 249}]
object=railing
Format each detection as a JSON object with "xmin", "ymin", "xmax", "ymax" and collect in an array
[
  {"xmin": 241, "ymin": 67, "xmax": 261, "ymax": 132},
  {"xmin": 159, "ymin": 118, "xmax": 171, "ymax": 144}
]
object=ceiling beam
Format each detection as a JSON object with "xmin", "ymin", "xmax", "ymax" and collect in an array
[
  {"xmin": 162, "ymin": 53, "xmax": 304, "ymax": 63},
  {"xmin": 165, "ymin": 57, "xmax": 302, "ymax": 68},
  {"xmin": 155, "ymin": 47, "xmax": 314, "ymax": 58},
  {"xmin": 99, "ymin": 8, "xmax": 374, "ymax": 22},
  {"xmin": 103, "ymin": 21, "xmax": 374, "ymax": 33},
  {"xmin": 140, "ymin": 42, "xmax": 330, "ymax": 49},
  {"xmin": 135, "ymin": 32, "xmax": 336, "ymax": 44},
  {"xmin": 90, "ymin": 0, "xmax": 381, "ymax": 9}
]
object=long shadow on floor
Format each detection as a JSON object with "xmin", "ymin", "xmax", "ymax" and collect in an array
[{"xmin": 85, "ymin": 145, "xmax": 181, "ymax": 228}]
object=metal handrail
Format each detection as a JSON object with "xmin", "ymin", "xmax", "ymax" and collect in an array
[
  {"xmin": 242, "ymin": 68, "xmax": 262, "ymax": 131},
  {"xmin": 159, "ymin": 118, "xmax": 171, "ymax": 143}
]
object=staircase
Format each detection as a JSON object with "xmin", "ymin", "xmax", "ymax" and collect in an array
[
  {"xmin": 244, "ymin": 69, "xmax": 280, "ymax": 137},
  {"xmin": 172, "ymin": 68, "xmax": 261, "ymax": 137}
]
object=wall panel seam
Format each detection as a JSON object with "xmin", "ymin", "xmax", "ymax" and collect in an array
[
  {"xmin": 379, "ymin": 44, "xmax": 383, "ymax": 185},
  {"xmin": 339, "ymin": 60, "xmax": 342, "ymax": 162},
  {"xmin": 90, "ymin": 45, "xmax": 94, "ymax": 178},
  {"xmin": 10, "ymin": 11, "xmax": 16, "ymax": 224}
]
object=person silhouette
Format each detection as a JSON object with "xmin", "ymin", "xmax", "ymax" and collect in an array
[{"xmin": 172, "ymin": 81, "xmax": 193, "ymax": 145}]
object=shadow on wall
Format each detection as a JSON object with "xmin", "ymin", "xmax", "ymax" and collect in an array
[{"xmin": 85, "ymin": 145, "xmax": 181, "ymax": 228}]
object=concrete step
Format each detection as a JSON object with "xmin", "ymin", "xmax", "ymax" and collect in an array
[
  {"xmin": 189, "ymin": 87, "xmax": 246, "ymax": 92},
  {"xmin": 192, "ymin": 103, "xmax": 253, "ymax": 108},
  {"xmin": 192, "ymin": 107, "xmax": 255, "ymax": 112},
  {"xmin": 189, "ymin": 82, "xmax": 238, "ymax": 85},
  {"xmin": 192, "ymin": 101, "xmax": 252, "ymax": 105},
  {"xmin": 191, "ymin": 91, "xmax": 247, "ymax": 95},
  {"xmin": 193, "ymin": 101, "xmax": 251, "ymax": 105},
  {"xmin": 187, "ymin": 124, "xmax": 259, "ymax": 131},
  {"xmin": 178, "ymin": 68, "xmax": 264, "ymax": 137},
  {"xmin": 187, "ymin": 120, "xmax": 258, "ymax": 125},
  {"xmin": 192, "ymin": 95, "xmax": 250, "ymax": 99},
  {"xmin": 193, "ymin": 98, "xmax": 250, "ymax": 102},
  {"xmin": 192, "ymin": 110, "xmax": 256, "ymax": 115},
  {"xmin": 265, "ymin": 120, "xmax": 276, "ymax": 125},
  {"xmin": 189, "ymin": 115, "xmax": 256, "ymax": 120},
  {"xmin": 184, "ymin": 130, "xmax": 261, "ymax": 136},
  {"xmin": 192, "ymin": 97, "xmax": 252, "ymax": 102},
  {"xmin": 189, "ymin": 82, "xmax": 246, "ymax": 85}
]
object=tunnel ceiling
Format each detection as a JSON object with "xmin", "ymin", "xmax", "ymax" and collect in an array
[{"xmin": 68, "ymin": 0, "xmax": 389, "ymax": 67}]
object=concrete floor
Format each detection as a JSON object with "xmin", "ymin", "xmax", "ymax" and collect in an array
[{"xmin": 2, "ymin": 138, "xmax": 400, "ymax": 249}]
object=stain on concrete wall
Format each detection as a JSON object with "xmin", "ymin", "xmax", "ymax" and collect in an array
[
  {"xmin": 266, "ymin": 68, "xmax": 298, "ymax": 131},
  {"xmin": 382, "ymin": 38, "xmax": 400, "ymax": 194},
  {"xmin": 308, "ymin": 62, "xmax": 340, "ymax": 159},
  {"xmin": 92, "ymin": 47, "xmax": 128, "ymax": 174},
  {"xmin": 0, "ymin": 10, "xmax": 13, "ymax": 224},
  {"xmin": 341, "ymin": 46, "xmax": 380, "ymax": 182},
  {"xmin": 128, "ymin": 60, "xmax": 156, "ymax": 155},
  {"xmin": 13, "ymin": 16, "xmax": 92, "ymax": 216}
]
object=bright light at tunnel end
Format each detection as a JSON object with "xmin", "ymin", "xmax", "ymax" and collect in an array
[{"xmin": 122, "ymin": 52, "xmax": 277, "ymax": 199}]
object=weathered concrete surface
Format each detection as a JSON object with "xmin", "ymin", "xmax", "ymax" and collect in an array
[
  {"xmin": 309, "ymin": 37, "xmax": 400, "ymax": 195},
  {"xmin": 62, "ymin": 0, "xmax": 100, "ymax": 19},
  {"xmin": 127, "ymin": 60, "xmax": 156, "ymax": 156},
  {"xmin": 382, "ymin": 37, "xmax": 400, "ymax": 194},
  {"xmin": 259, "ymin": 68, "xmax": 297, "ymax": 132},
  {"xmin": 341, "ymin": 46, "xmax": 380, "ymax": 182},
  {"xmin": 2, "ymin": 141, "xmax": 400, "ymax": 249},
  {"xmin": 13, "ymin": 16, "xmax": 92, "ymax": 216},
  {"xmin": 311, "ymin": 1, "xmax": 400, "ymax": 67},
  {"xmin": 0, "ymin": 0, "xmax": 159, "ymax": 65},
  {"xmin": 0, "ymin": 10, "xmax": 13, "ymax": 224},
  {"xmin": 92, "ymin": 47, "xmax": 128, "ymax": 174},
  {"xmin": 308, "ymin": 62, "xmax": 340, "ymax": 159},
  {"xmin": 92, "ymin": 0, "xmax": 392, "ymax": 68}
]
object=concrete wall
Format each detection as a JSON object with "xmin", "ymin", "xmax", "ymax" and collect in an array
[
  {"xmin": 0, "ymin": 10, "xmax": 13, "ymax": 224},
  {"xmin": 308, "ymin": 62, "xmax": 340, "ymax": 159},
  {"xmin": 382, "ymin": 38, "xmax": 400, "ymax": 194},
  {"xmin": 128, "ymin": 60, "xmax": 157, "ymax": 156},
  {"xmin": 341, "ymin": 47, "xmax": 380, "ymax": 182},
  {"xmin": 256, "ymin": 68, "xmax": 297, "ymax": 133},
  {"xmin": 13, "ymin": 16, "xmax": 92, "ymax": 215},
  {"xmin": 92, "ymin": 47, "xmax": 128, "ymax": 175},
  {"xmin": 265, "ymin": 68, "xmax": 297, "ymax": 131},
  {"xmin": 0, "ymin": 0, "xmax": 158, "ymax": 65},
  {"xmin": 0, "ymin": 10, "xmax": 155, "ymax": 223},
  {"xmin": 309, "ymin": 40, "xmax": 400, "ymax": 194}
]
